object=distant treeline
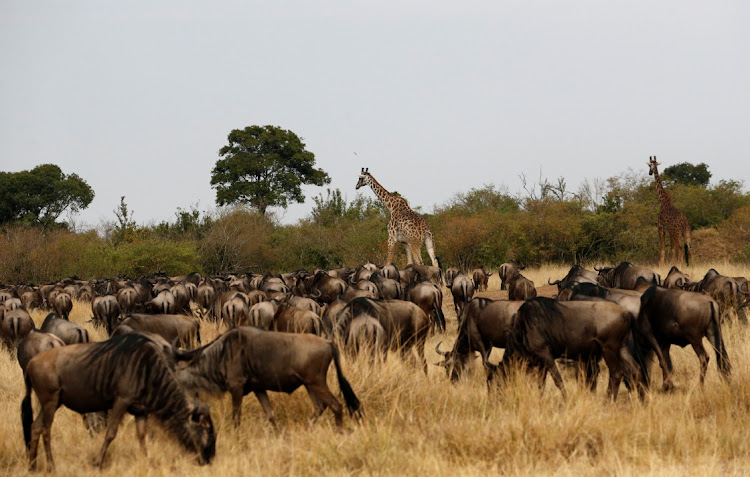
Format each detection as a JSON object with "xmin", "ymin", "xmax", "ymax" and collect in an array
[{"xmin": 1, "ymin": 172, "xmax": 749, "ymax": 284}]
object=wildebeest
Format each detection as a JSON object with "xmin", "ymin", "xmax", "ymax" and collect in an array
[
  {"xmin": 92, "ymin": 295, "xmax": 121, "ymax": 335},
  {"xmin": 249, "ymin": 300, "xmax": 280, "ymax": 330},
  {"xmin": 498, "ymin": 261, "xmax": 524, "ymax": 291},
  {"xmin": 52, "ymin": 292, "xmax": 73, "ymax": 320},
  {"xmin": 336, "ymin": 297, "xmax": 431, "ymax": 373},
  {"xmin": 488, "ymin": 298, "xmax": 642, "ymax": 400},
  {"xmin": 346, "ymin": 313, "xmax": 387, "ymax": 359},
  {"xmin": 116, "ymin": 313, "xmax": 201, "ymax": 349},
  {"xmin": 380, "ymin": 263, "xmax": 400, "ymax": 281},
  {"xmin": 272, "ymin": 304, "xmax": 323, "ymax": 335},
  {"xmin": 22, "ymin": 333, "xmax": 216, "ymax": 470},
  {"xmin": 117, "ymin": 287, "xmax": 138, "ymax": 316},
  {"xmin": 21, "ymin": 290, "xmax": 43, "ymax": 310},
  {"xmin": 176, "ymin": 327, "xmax": 362, "ymax": 428},
  {"xmin": 636, "ymin": 285, "xmax": 730, "ymax": 390},
  {"xmin": 435, "ymin": 298, "xmax": 523, "ymax": 381},
  {"xmin": 444, "ymin": 267, "xmax": 460, "ymax": 289},
  {"xmin": 221, "ymin": 292, "xmax": 250, "ymax": 327},
  {"xmin": 401, "ymin": 264, "xmax": 443, "ymax": 287},
  {"xmin": 17, "ymin": 331, "xmax": 65, "ymax": 373},
  {"xmin": 302, "ymin": 271, "xmax": 347, "ymax": 304},
  {"xmin": 146, "ymin": 289, "xmax": 176, "ymax": 314},
  {"xmin": 40, "ymin": 312, "xmax": 89, "ymax": 345},
  {"xmin": 405, "ymin": 278, "xmax": 446, "ymax": 332},
  {"xmin": 557, "ymin": 282, "xmax": 642, "ymax": 318},
  {"xmin": 472, "ymin": 266, "xmax": 492, "ymax": 292},
  {"xmin": 369, "ymin": 272, "xmax": 403, "ymax": 300},
  {"xmin": 451, "ymin": 272, "xmax": 475, "ymax": 315},
  {"xmin": 663, "ymin": 266, "xmax": 691, "ymax": 289},
  {"xmin": 548, "ymin": 264, "xmax": 598, "ymax": 290},
  {"xmin": 696, "ymin": 269, "xmax": 745, "ymax": 322},
  {"xmin": 596, "ymin": 262, "xmax": 661, "ymax": 290},
  {"xmin": 507, "ymin": 273, "xmax": 536, "ymax": 301},
  {"xmin": 1, "ymin": 306, "xmax": 36, "ymax": 349}
]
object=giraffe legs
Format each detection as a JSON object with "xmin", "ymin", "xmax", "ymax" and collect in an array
[
  {"xmin": 386, "ymin": 236, "xmax": 396, "ymax": 265},
  {"xmin": 658, "ymin": 226, "xmax": 666, "ymax": 266},
  {"xmin": 424, "ymin": 234, "xmax": 438, "ymax": 267},
  {"xmin": 404, "ymin": 242, "xmax": 415, "ymax": 265}
]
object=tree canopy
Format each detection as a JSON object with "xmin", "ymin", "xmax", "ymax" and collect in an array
[
  {"xmin": 0, "ymin": 164, "xmax": 94, "ymax": 228},
  {"xmin": 210, "ymin": 125, "xmax": 331, "ymax": 215},
  {"xmin": 662, "ymin": 162, "xmax": 712, "ymax": 187}
]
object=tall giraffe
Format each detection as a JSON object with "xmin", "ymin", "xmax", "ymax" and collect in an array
[
  {"xmin": 356, "ymin": 168, "xmax": 438, "ymax": 267},
  {"xmin": 648, "ymin": 156, "xmax": 692, "ymax": 266}
]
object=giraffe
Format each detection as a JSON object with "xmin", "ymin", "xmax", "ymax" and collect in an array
[
  {"xmin": 648, "ymin": 156, "xmax": 692, "ymax": 266},
  {"xmin": 355, "ymin": 168, "xmax": 438, "ymax": 267}
]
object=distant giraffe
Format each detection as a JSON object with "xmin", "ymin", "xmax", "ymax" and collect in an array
[
  {"xmin": 648, "ymin": 156, "xmax": 692, "ymax": 266},
  {"xmin": 356, "ymin": 168, "xmax": 438, "ymax": 267}
]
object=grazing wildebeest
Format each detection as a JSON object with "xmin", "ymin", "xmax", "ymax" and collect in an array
[
  {"xmin": 451, "ymin": 273, "xmax": 475, "ymax": 315},
  {"xmin": 487, "ymin": 298, "xmax": 642, "ymax": 400},
  {"xmin": 596, "ymin": 262, "xmax": 660, "ymax": 290},
  {"xmin": 663, "ymin": 266, "xmax": 691, "ymax": 289},
  {"xmin": 116, "ymin": 313, "xmax": 201, "ymax": 349},
  {"xmin": 435, "ymin": 298, "xmax": 523, "ymax": 381},
  {"xmin": 507, "ymin": 273, "xmax": 537, "ymax": 301},
  {"xmin": 337, "ymin": 297, "xmax": 431, "ymax": 373},
  {"xmin": 548, "ymin": 264, "xmax": 598, "ymax": 291},
  {"xmin": 22, "ymin": 333, "xmax": 216, "ymax": 471},
  {"xmin": 92, "ymin": 295, "xmax": 121, "ymax": 334},
  {"xmin": 52, "ymin": 292, "xmax": 73, "ymax": 320},
  {"xmin": 636, "ymin": 285, "xmax": 730, "ymax": 391},
  {"xmin": 272, "ymin": 304, "xmax": 323, "ymax": 335},
  {"xmin": 405, "ymin": 278, "xmax": 446, "ymax": 333},
  {"xmin": 177, "ymin": 327, "xmax": 362, "ymax": 428},
  {"xmin": 1, "ymin": 307, "xmax": 36, "ymax": 349},
  {"xmin": 40, "ymin": 313, "xmax": 89, "ymax": 345},
  {"xmin": 302, "ymin": 271, "xmax": 347, "ymax": 304},
  {"xmin": 498, "ymin": 261, "xmax": 524, "ymax": 291},
  {"xmin": 17, "ymin": 331, "xmax": 65, "ymax": 373},
  {"xmin": 472, "ymin": 266, "xmax": 492, "ymax": 292}
]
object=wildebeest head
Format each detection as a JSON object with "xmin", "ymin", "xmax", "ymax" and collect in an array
[
  {"xmin": 355, "ymin": 168, "xmax": 370, "ymax": 189},
  {"xmin": 187, "ymin": 396, "xmax": 216, "ymax": 465}
]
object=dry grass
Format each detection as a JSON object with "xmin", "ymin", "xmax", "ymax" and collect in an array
[{"xmin": 2, "ymin": 263, "xmax": 750, "ymax": 476}]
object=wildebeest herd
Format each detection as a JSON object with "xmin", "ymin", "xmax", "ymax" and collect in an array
[{"xmin": 1, "ymin": 260, "xmax": 749, "ymax": 471}]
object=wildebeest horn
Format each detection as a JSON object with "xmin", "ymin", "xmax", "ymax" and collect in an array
[
  {"xmin": 548, "ymin": 278, "xmax": 562, "ymax": 285},
  {"xmin": 593, "ymin": 265, "xmax": 602, "ymax": 271},
  {"xmin": 434, "ymin": 341, "xmax": 449, "ymax": 356}
]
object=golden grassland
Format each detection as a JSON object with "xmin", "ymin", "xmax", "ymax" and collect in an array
[{"xmin": 2, "ymin": 263, "xmax": 750, "ymax": 476}]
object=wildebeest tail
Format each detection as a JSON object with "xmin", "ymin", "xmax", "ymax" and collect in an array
[
  {"xmin": 330, "ymin": 343, "xmax": 362, "ymax": 420},
  {"xmin": 710, "ymin": 301, "xmax": 731, "ymax": 375},
  {"xmin": 21, "ymin": 372, "xmax": 33, "ymax": 448},
  {"xmin": 433, "ymin": 294, "xmax": 446, "ymax": 332},
  {"xmin": 627, "ymin": 315, "xmax": 653, "ymax": 389}
]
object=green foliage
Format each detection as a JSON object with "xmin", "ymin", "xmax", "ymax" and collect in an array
[
  {"xmin": 662, "ymin": 162, "xmax": 711, "ymax": 187},
  {"xmin": 211, "ymin": 125, "xmax": 330, "ymax": 215},
  {"xmin": 108, "ymin": 240, "xmax": 200, "ymax": 278},
  {"xmin": 0, "ymin": 164, "xmax": 94, "ymax": 228},
  {"xmin": 198, "ymin": 208, "xmax": 275, "ymax": 274}
]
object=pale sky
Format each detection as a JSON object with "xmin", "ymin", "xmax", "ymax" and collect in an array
[{"xmin": 1, "ymin": 1, "xmax": 748, "ymax": 229}]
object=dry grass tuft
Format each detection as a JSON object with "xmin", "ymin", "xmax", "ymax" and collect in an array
[{"xmin": 2, "ymin": 263, "xmax": 750, "ymax": 475}]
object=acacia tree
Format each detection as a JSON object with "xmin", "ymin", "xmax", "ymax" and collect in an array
[
  {"xmin": 210, "ymin": 125, "xmax": 330, "ymax": 216},
  {"xmin": 0, "ymin": 164, "xmax": 94, "ymax": 229}
]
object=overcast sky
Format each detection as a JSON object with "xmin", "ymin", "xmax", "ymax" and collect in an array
[{"xmin": 1, "ymin": 1, "xmax": 748, "ymax": 229}]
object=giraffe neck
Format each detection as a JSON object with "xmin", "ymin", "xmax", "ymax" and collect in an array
[
  {"xmin": 652, "ymin": 168, "xmax": 672, "ymax": 207},
  {"xmin": 366, "ymin": 175, "xmax": 399, "ymax": 213}
]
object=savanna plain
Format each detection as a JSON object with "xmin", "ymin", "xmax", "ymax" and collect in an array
[{"xmin": 2, "ymin": 263, "xmax": 750, "ymax": 476}]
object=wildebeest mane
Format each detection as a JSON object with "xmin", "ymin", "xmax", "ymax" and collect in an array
[{"xmin": 506, "ymin": 297, "xmax": 566, "ymax": 362}]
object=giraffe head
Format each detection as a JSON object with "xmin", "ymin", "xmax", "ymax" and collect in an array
[
  {"xmin": 356, "ymin": 167, "xmax": 371, "ymax": 189},
  {"xmin": 648, "ymin": 156, "xmax": 661, "ymax": 176}
]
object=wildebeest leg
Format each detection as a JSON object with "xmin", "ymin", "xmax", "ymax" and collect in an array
[
  {"xmin": 230, "ymin": 388, "xmax": 244, "ymax": 427},
  {"xmin": 602, "ymin": 349, "xmax": 624, "ymax": 401},
  {"xmin": 620, "ymin": 346, "xmax": 645, "ymax": 399},
  {"xmin": 93, "ymin": 397, "xmax": 130, "ymax": 468},
  {"xmin": 253, "ymin": 391, "xmax": 278, "ymax": 431},
  {"xmin": 660, "ymin": 344, "xmax": 675, "ymax": 391},
  {"xmin": 690, "ymin": 340, "xmax": 710, "ymax": 386},
  {"xmin": 306, "ymin": 384, "xmax": 343, "ymax": 427},
  {"xmin": 135, "ymin": 415, "xmax": 148, "ymax": 457},
  {"xmin": 539, "ymin": 350, "xmax": 567, "ymax": 399},
  {"xmin": 29, "ymin": 399, "xmax": 59, "ymax": 471},
  {"xmin": 584, "ymin": 359, "xmax": 600, "ymax": 392}
]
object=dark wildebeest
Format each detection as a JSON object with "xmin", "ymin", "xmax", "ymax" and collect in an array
[
  {"xmin": 303, "ymin": 271, "xmax": 347, "ymax": 304},
  {"xmin": 548, "ymin": 264, "xmax": 598, "ymax": 291},
  {"xmin": 117, "ymin": 287, "xmax": 138, "ymax": 316},
  {"xmin": 435, "ymin": 298, "xmax": 523, "ymax": 381},
  {"xmin": 22, "ymin": 333, "xmax": 216, "ymax": 471},
  {"xmin": 472, "ymin": 266, "xmax": 492, "ymax": 292},
  {"xmin": 451, "ymin": 273, "xmax": 475, "ymax": 316},
  {"xmin": 557, "ymin": 282, "xmax": 642, "ymax": 318},
  {"xmin": 272, "ymin": 304, "xmax": 323, "ymax": 335},
  {"xmin": 444, "ymin": 267, "xmax": 460, "ymax": 289},
  {"xmin": 498, "ymin": 261, "xmax": 524, "ymax": 291},
  {"xmin": 595, "ymin": 262, "xmax": 661, "ymax": 290},
  {"xmin": 21, "ymin": 290, "xmax": 43, "ymax": 310},
  {"xmin": 696, "ymin": 269, "xmax": 745, "ymax": 322},
  {"xmin": 663, "ymin": 266, "xmax": 691, "ymax": 289},
  {"xmin": 17, "ymin": 331, "xmax": 65, "ymax": 373},
  {"xmin": 176, "ymin": 326, "xmax": 362, "ymax": 428},
  {"xmin": 486, "ymin": 297, "xmax": 642, "ymax": 400},
  {"xmin": 1, "ymin": 307, "xmax": 36, "ymax": 349},
  {"xmin": 92, "ymin": 295, "xmax": 121, "ymax": 335},
  {"xmin": 336, "ymin": 297, "xmax": 431, "ymax": 373},
  {"xmin": 52, "ymin": 292, "xmax": 73, "ymax": 321},
  {"xmin": 369, "ymin": 272, "xmax": 403, "ymax": 300},
  {"xmin": 507, "ymin": 273, "xmax": 536, "ymax": 301},
  {"xmin": 116, "ymin": 313, "xmax": 201, "ymax": 349},
  {"xmin": 40, "ymin": 313, "xmax": 89, "ymax": 345},
  {"xmin": 405, "ymin": 278, "xmax": 446, "ymax": 333},
  {"xmin": 636, "ymin": 285, "xmax": 730, "ymax": 391},
  {"xmin": 196, "ymin": 281, "xmax": 216, "ymax": 320}
]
